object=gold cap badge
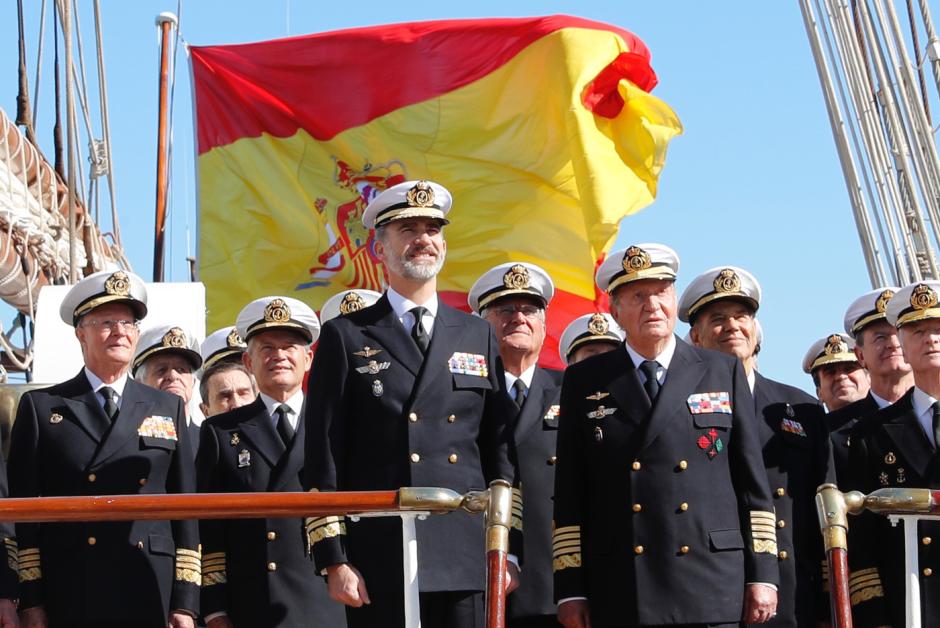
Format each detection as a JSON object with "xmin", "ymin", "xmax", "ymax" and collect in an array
[
  {"xmin": 876, "ymin": 289, "xmax": 894, "ymax": 313},
  {"xmin": 226, "ymin": 328, "xmax": 244, "ymax": 348},
  {"xmin": 713, "ymin": 268, "xmax": 741, "ymax": 294},
  {"xmin": 161, "ymin": 327, "xmax": 187, "ymax": 348},
  {"xmin": 911, "ymin": 284, "xmax": 938, "ymax": 310},
  {"xmin": 339, "ymin": 292, "xmax": 367, "ymax": 315},
  {"xmin": 264, "ymin": 298, "xmax": 292, "ymax": 323},
  {"xmin": 824, "ymin": 334, "xmax": 848, "ymax": 355},
  {"xmin": 622, "ymin": 246, "xmax": 652, "ymax": 275},
  {"xmin": 587, "ymin": 313, "xmax": 609, "ymax": 335},
  {"xmin": 405, "ymin": 180, "xmax": 435, "ymax": 208},
  {"xmin": 503, "ymin": 264, "xmax": 531, "ymax": 290},
  {"xmin": 104, "ymin": 271, "xmax": 130, "ymax": 297}
]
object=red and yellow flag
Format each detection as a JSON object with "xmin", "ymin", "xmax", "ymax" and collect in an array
[{"xmin": 191, "ymin": 15, "xmax": 681, "ymax": 367}]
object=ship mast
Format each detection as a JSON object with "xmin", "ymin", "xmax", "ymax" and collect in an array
[{"xmin": 800, "ymin": 0, "xmax": 940, "ymax": 286}]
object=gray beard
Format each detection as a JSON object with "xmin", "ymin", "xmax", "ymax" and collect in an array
[{"xmin": 387, "ymin": 249, "xmax": 446, "ymax": 280}]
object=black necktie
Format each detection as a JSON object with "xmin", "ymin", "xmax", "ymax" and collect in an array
[
  {"xmin": 512, "ymin": 379, "xmax": 528, "ymax": 409},
  {"xmin": 100, "ymin": 386, "xmax": 118, "ymax": 422},
  {"xmin": 932, "ymin": 402, "xmax": 940, "ymax": 452},
  {"xmin": 410, "ymin": 306, "xmax": 430, "ymax": 355},
  {"xmin": 639, "ymin": 360, "xmax": 661, "ymax": 403},
  {"xmin": 275, "ymin": 405, "xmax": 295, "ymax": 447}
]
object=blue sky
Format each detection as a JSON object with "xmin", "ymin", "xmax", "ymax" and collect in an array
[{"xmin": 4, "ymin": 1, "xmax": 926, "ymax": 392}]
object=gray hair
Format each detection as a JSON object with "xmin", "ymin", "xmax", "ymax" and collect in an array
[{"xmin": 199, "ymin": 361, "xmax": 254, "ymax": 403}]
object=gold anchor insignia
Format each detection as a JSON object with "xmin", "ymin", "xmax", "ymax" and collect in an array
[
  {"xmin": 503, "ymin": 265, "xmax": 531, "ymax": 290},
  {"xmin": 911, "ymin": 284, "xmax": 938, "ymax": 310},
  {"xmin": 587, "ymin": 313, "xmax": 609, "ymax": 336},
  {"xmin": 339, "ymin": 292, "xmax": 367, "ymax": 315},
  {"xmin": 622, "ymin": 246, "xmax": 651, "ymax": 275},
  {"xmin": 896, "ymin": 467, "xmax": 907, "ymax": 484},
  {"xmin": 104, "ymin": 271, "xmax": 130, "ymax": 296},
  {"xmin": 354, "ymin": 346, "xmax": 382, "ymax": 358},
  {"xmin": 824, "ymin": 335, "xmax": 848, "ymax": 355},
  {"xmin": 876, "ymin": 289, "xmax": 894, "ymax": 313},
  {"xmin": 405, "ymin": 180, "xmax": 435, "ymax": 208},
  {"xmin": 713, "ymin": 268, "xmax": 741, "ymax": 294},
  {"xmin": 49, "ymin": 413, "xmax": 63, "ymax": 424},
  {"xmin": 264, "ymin": 298, "xmax": 291, "ymax": 323},
  {"xmin": 226, "ymin": 328, "xmax": 244, "ymax": 348},
  {"xmin": 884, "ymin": 451, "xmax": 897, "ymax": 465},
  {"xmin": 586, "ymin": 391, "xmax": 609, "ymax": 401},
  {"xmin": 162, "ymin": 327, "xmax": 187, "ymax": 348},
  {"xmin": 230, "ymin": 433, "xmax": 240, "ymax": 446}
]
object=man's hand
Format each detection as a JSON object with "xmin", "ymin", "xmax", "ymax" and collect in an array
[
  {"xmin": 326, "ymin": 563, "xmax": 371, "ymax": 607},
  {"xmin": 168, "ymin": 611, "xmax": 195, "ymax": 628},
  {"xmin": 19, "ymin": 607, "xmax": 46, "ymax": 628},
  {"xmin": 558, "ymin": 599, "xmax": 591, "ymax": 628},
  {"xmin": 206, "ymin": 616, "xmax": 234, "ymax": 628},
  {"xmin": 0, "ymin": 599, "xmax": 16, "ymax": 628},
  {"xmin": 504, "ymin": 562, "xmax": 520, "ymax": 594},
  {"xmin": 743, "ymin": 583, "xmax": 777, "ymax": 624}
]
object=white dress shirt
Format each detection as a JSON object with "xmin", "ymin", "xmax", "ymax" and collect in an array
[
  {"xmin": 84, "ymin": 367, "xmax": 129, "ymax": 411},
  {"xmin": 911, "ymin": 387, "xmax": 939, "ymax": 448},
  {"xmin": 871, "ymin": 391, "xmax": 893, "ymax": 410},
  {"xmin": 624, "ymin": 335, "xmax": 677, "ymax": 382},
  {"xmin": 258, "ymin": 390, "xmax": 304, "ymax": 431},
  {"xmin": 504, "ymin": 365, "xmax": 537, "ymax": 400},
  {"xmin": 386, "ymin": 286, "xmax": 438, "ymax": 337}
]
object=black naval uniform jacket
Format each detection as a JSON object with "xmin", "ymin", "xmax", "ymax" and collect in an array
[
  {"xmin": 0, "ymin": 434, "xmax": 17, "ymax": 602},
  {"xmin": 826, "ymin": 393, "xmax": 880, "ymax": 488},
  {"xmin": 846, "ymin": 389, "xmax": 940, "ymax": 627},
  {"xmin": 553, "ymin": 339, "xmax": 779, "ymax": 627},
  {"xmin": 303, "ymin": 295, "xmax": 519, "ymax": 596},
  {"xmin": 196, "ymin": 396, "xmax": 345, "ymax": 628},
  {"xmin": 750, "ymin": 373, "xmax": 831, "ymax": 628},
  {"xmin": 509, "ymin": 366, "xmax": 563, "ymax": 620},
  {"xmin": 7, "ymin": 370, "xmax": 200, "ymax": 626}
]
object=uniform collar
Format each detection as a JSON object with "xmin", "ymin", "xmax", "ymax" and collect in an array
[
  {"xmin": 504, "ymin": 363, "xmax": 537, "ymax": 392},
  {"xmin": 386, "ymin": 286, "xmax": 439, "ymax": 320},
  {"xmin": 624, "ymin": 334, "xmax": 677, "ymax": 370},
  {"xmin": 258, "ymin": 390, "xmax": 304, "ymax": 418},
  {"xmin": 84, "ymin": 366, "xmax": 129, "ymax": 398},
  {"xmin": 871, "ymin": 390, "xmax": 893, "ymax": 409}
]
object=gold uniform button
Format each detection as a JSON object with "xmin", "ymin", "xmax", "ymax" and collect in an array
[
  {"xmin": 139, "ymin": 478, "xmax": 147, "ymax": 486},
  {"xmin": 923, "ymin": 537, "xmax": 933, "ymax": 546},
  {"xmin": 631, "ymin": 461, "xmax": 641, "ymax": 471},
  {"xmin": 547, "ymin": 456, "xmax": 557, "ymax": 465},
  {"xmin": 136, "ymin": 541, "xmax": 144, "ymax": 549},
  {"xmin": 267, "ymin": 562, "xmax": 277, "ymax": 572},
  {"xmin": 634, "ymin": 545, "xmax": 644, "ymax": 555},
  {"xmin": 680, "ymin": 545, "xmax": 690, "ymax": 554},
  {"xmin": 678, "ymin": 460, "xmax": 688, "ymax": 470},
  {"xmin": 778, "ymin": 550, "xmax": 788, "ymax": 560},
  {"xmin": 776, "ymin": 488, "xmax": 786, "ymax": 497},
  {"xmin": 679, "ymin": 502, "xmax": 689, "ymax": 512},
  {"xmin": 448, "ymin": 454, "xmax": 458, "ymax": 464},
  {"xmin": 632, "ymin": 504, "xmax": 642, "ymax": 513},
  {"xmin": 447, "ymin": 414, "xmax": 456, "ymax": 423},
  {"xmin": 408, "ymin": 412, "xmax": 418, "ymax": 423},
  {"xmin": 267, "ymin": 531, "xmax": 277, "ymax": 541},
  {"xmin": 87, "ymin": 474, "xmax": 96, "ymax": 483},
  {"xmin": 924, "ymin": 567, "xmax": 933, "ymax": 577},
  {"xmin": 777, "ymin": 520, "xmax": 786, "ymax": 529},
  {"xmin": 87, "ymin": 537, "xmax": 96, "ymax": 546},
  {"xmin": 410, "ymin": 453, "xmax": 420, "ymax": 463}
]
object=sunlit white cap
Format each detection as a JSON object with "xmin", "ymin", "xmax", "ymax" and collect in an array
[
  {"xmin": 133, "ymin": 324, "xmax": 201, "ymax": 375},
  {"xmin": 320, "ymin": 289, "xmax": 383, "ymax": 324},
  {"xmin": 59, "ymin": 269, "xmax": 148, "ymax": 326},
  {"xmin": 801, "ymin": 333, "xmax": 857, "ymax": 374},
  {"xmin": 200, "ymin": 326, "xmax": 247, "ymax": 371},
  {"xmin": 558, "ymin": 313, "xmax": 624, "ymax": 364},
  {"xmin": 843, "ymin": 287, "xmax": 900, "ymax": 336},
  {"xmin": 885, "ymin": 282, "xmax": 940, "ymax": 328},
  {"xmin": 595, "ymin": 243, "xmax": 679, "ymax": 294},
  {"xmin": 361, "ymin": 180, "xmax": 452, "ymax": 229},
  {"xmin": 236, "ymin": 296, "xmax": 320, "ymax": 344},
  {"xmin": 678, "ymin": 266, "xmax": 761, "ymax": 324},
  {"xmin": 468, "ymin": 262, "xmax": 554, "ymax": 313}
]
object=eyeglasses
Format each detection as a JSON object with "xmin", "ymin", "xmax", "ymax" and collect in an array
[
  {"xmin": 492, "ymin": 304, "xmax": 543, "ymax": 318},
  {"xmin": 82, "ymin": 319, "xmax": 140, "ymax": 333}
]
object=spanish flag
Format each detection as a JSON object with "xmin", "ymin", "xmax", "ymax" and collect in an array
[{"xmin": 191, "ymin": 15, "xmax": 681, "ymax": 366}]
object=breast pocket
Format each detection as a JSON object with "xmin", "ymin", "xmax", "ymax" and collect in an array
[
  {"xmin": 140, "ymin": 436, "xmax": 177, "ymax": 451},
  {"xmin": 452, "ymin": 374, "xmax": 494, "ymax": 391},
  {"xmin": 693, "ymin": 412, "xmax": 733, "ymax": 430}
]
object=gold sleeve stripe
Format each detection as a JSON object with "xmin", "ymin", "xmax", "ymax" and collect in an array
[
  {"xmin": 850, "ymin": 585, "xmax": 884, "ymax": 606},
  {"xmin": 176, "ymin": 567, "xmax": 201, "ymax": 585},
  {"xmin": 849, "ymin": 567, "xmax": 878, "ymax": 580},
  {"xmin": 17, "ymin": 548, "xmax": 39, "ymax": 558},
  {"xmin": 753, "ymin": 538, "xmax": 778, "ymax": 555},
  {"xmin": 306, "ymin": 521, "xmax": 346, "ymax": 545},
  {"xmin": 175, "ymin": 547, "xmax": 202, "ymax": 585},
  {"xmin": 177, "ymin": 548, "xmax": 201, "ymax": 560},
  {"xmin": 306, "ymin": 515, "xmax": 345, "ymax": 530},
  {"xmin": 553, "ymin": 525, "xmax": 580, "ymax": 536},
  {"xmin": 552, "ymin": 535, "xmax": 582, "ymax": 548},
  {"xmin": 17, "ymin": 547, "xmax": 40, "ymax": 582},
  {"xmin": 4, "ymin": 538, "xmax": 16, "ymax": 572},
  {"xmin": 849, "ymin": 575, "xmax": 883, "ymax": 593},
  {"xmin": 203, "ymin": 571, "xmax": 227, "ymax": 586},
  {"xmin": 552, "ymin": 530, "xmax": 581, "ymax": 543},
  {"xmin": 552, "ymin": 553, "xmax": 582, "ymax": 573},
  {"xmin": 510, "ymin": 488, "xmax": 523, "ymax": 530},
  {"xmin": 203, "ymin": 552, "xmax": 225, "ymax": 561},
  {"xmin": 552, "ymin": 542, "xmax": 581, "ymax": 556}
]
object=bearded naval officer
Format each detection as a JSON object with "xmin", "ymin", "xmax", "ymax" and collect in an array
[
  {"xmin": 469, "ymin": 262, "xmax": 560, "ymax": 628},
  {"xmin": 553, "ymin": 244, "xmax": 779, "ymax": 628},
  {"xmin": 846, "ymin": 281, "xmax": 940, "ymax": 627},
  {"xmin": 196, "ymin": 296, "xmax": 345, "ymax": 628},
  {"xmin": 680, "ymin": 265, "xmax": 831, "ymax": 628},
  {"xmin": 8, "ymin": 269, "xmax": 200, "ymax": 628},
  {"xmin": 303, "ymin": 179, "xmax": 520, "ymax": 628}
]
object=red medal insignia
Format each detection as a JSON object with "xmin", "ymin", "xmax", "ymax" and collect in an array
[{"xmin": 696, "ymin": 428, "xmax": 724, "ymax": 459}]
